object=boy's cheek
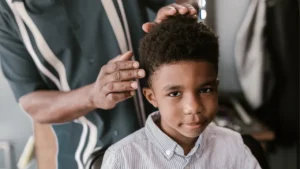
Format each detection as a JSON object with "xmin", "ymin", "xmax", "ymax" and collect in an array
[
  {"xmin": 160, "ymin": 101, "xmax": 178, "ymax": 112},
  {"xmin": 161, "ymin": 97, "xmax": 180, "ymax": 107},
  {"xmin": 209, "ymin": 105, "xmax": 218, "ymax": 121},
  {"xmin": 208, "ymin": 94, "xmax": 219, "ymax": 110},
  {"xmin": 203, "ymin": 98, "xmax": 218, "ymax": 119}
]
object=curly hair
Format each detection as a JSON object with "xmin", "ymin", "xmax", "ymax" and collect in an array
[{"xmin": 139, "ymin": 15, "xmax": 219, "ymax": 87}]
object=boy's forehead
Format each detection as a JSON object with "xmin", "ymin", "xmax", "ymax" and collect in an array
[{"xmin": 151, "ymin": 61, "xmax": 217, "ymax": 87}]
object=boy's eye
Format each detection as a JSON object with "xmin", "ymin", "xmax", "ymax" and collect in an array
[
  {"xmin": 200, "ymin": 88, "xmax": 213, "ymax": 93},
  {"xmin": 168, "ymin": 91, "xmax": 182, "ymax": 97}
]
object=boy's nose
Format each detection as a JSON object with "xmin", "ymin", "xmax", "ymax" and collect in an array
[{"xmin": 183, "ymin": 95, "xmax": 203, "ymax": 115}]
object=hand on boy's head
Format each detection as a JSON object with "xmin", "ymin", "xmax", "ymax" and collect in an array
[
  {"xmin": 142, "ymin": 3, "xmax": 198, "ymax": 33},
  {"xmin": 89, "ymin": 51, "xmax": 145, "ymax": 110}
]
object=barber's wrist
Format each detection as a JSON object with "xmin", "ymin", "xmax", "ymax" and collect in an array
[{"xmin": 86, "ymin": 83, "xmax": 98, "ymax": 110}]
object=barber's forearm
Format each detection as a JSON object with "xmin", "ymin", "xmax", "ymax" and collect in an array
[{"xmin": 19, "ymin": 84, "xmax": 95, "ymax": 124}]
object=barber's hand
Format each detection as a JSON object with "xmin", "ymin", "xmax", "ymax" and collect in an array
[
  {"xmin": 89, "ymin": 51, "xmax": 145, "ymax": 110},
  {"xmin": 142, "ymin": 3, "xmax": 198, "ymax": 33}
]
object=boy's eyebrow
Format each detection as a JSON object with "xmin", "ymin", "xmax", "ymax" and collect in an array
[
  {"xmin": 162, "ymin": 85, "xmax": 183, "ymax": 91},
  {"xmin": 199, "ymin": 80, "xmax": 218, "ymax": 87},
  {"xmin": 162, "ymin": 80, "xmax": 217, "ymax": 91}
]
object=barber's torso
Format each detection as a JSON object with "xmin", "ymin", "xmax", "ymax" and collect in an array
[{"xmin": 1, "ymin": 0, "xmax": 160, "ymax": 168}]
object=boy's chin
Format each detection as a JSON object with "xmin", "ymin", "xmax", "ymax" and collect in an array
[
  {"xmin": 181, "ymin": 130, "xmax": 203, "ymax": 138},
  {"xmin": 179, "ymin": 124, "xmax": 207, "ymax": 138}
]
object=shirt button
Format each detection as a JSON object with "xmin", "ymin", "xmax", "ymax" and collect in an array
[{"xmin": 166, "ymin": 150, "xmax": 172, "ymax": 156}]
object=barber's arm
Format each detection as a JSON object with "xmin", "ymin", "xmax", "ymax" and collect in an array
[
  {"xmin": 18, "ymin": 52, "xmax": 143, "ymax": 124},
  {"xmin": 1, "ymin": 1, "xmax": 197, "ymax": 124},
  {"xmin": 0, "ymin": 11, "xmax": 144, "ymax": 124},
  {"xmin": 18, "ymin": 53, "xmax": 144, "ymax": 124}
]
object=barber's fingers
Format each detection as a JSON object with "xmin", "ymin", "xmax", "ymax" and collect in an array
[
  {"xmin": 142, "ymin": 22, "xmax": 156, "ymax": 33},
  {"xmin": 101, "ymin": 60, "xmax": 139, "ymax": 75},
  {"xmin": 103, "ymin": 81, "xmax": 138, "ymax": 94},
  {"xmin": 169, "ymin": 3, "xmax": 189, "ymax": 15},
  {"xmin": 155, "ymin": 3, "xmax": 197, "ymax": 23},
  {"xmin": 108, "ymin": 51, "xmax": 133, "ymax": 63},
  {"xmin": 106, "ymin": 91, "xmax": 135, "ymax": 106},
  {"xmin": 155, "ymin": 4, "xmax": 177, "ymax": 23},
  {"xmin": 178, "ymin": 3, "xmax": 197, "ymax": 15},
  {"xmin": 103, "ymin": 69, "xmax": 145, "ymax": 83},
  {"xmin": 143, "ymin": 3, "xmax": 197, "ymax": 32}
]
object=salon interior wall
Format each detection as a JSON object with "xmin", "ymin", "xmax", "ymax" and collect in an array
[
  {"xmin": 0, "ymin": 63, "xmax": 32, "ymax": 169},
  {"xmin": 205, "ymin": 0, "xmax": 297, "ymax": 169}
]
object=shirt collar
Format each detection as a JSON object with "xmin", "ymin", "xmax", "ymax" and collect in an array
[{"xmin": 145, "ymin": 111, "xmax": 203, "ymax": 159}]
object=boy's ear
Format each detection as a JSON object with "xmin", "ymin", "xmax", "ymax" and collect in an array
[{"xmin": 142, "ymin": 88, "xmax": 158, "ymax": 108}]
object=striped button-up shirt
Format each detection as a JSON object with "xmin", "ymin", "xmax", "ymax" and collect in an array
[{"xmin": 101, "ymin": 112, "xmax": 261, "ymax": 169}]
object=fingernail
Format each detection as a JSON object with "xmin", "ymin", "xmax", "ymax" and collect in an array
[
  {"xmin": 122, "ymin": 51, "xmax": 132, "ymax": 58},
  {"xmin": 138, "ymin": 70, "xmax": 145, "ymax": 77},
  {"xmin": 130, "ymin": 91, "xmax": 135, "ymax": 96},
  {"xmin": 168, "ymin": 6, "xmax": 176, "ymax": 10},
  {"xmin": 168, "ymin": 7, "xmax": 176, "ymax": 13},
  {"xmin": 133, "ymin": 62, "xmax": 139, "ymax": 68},
  {"xmin": 131, "ymin": 82, "xmax": 138, "ymax": 89}
]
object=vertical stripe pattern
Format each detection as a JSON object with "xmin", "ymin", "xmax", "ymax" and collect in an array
[
  {"xmin": 101, "ymin": 112, "xmax": 262, "ymax": 169},
  {"xmin": 102, "ymin": 0, "xmax": 146, "ymax": 127},
  {"xmin": 6, "ymin": 1, "xmax": 98, "ymax": 168}
]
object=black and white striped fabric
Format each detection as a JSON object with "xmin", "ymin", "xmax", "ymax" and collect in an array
[
  {"xmin": 101, "ymin": 112, "xmax": 261, "ymax": 169},
  {"xmin": 0, "ymin": 0, "xmax": 172, "ymax": 168}
]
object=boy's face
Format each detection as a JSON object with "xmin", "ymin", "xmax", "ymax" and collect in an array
[{"xmin": 143, "ymin": 60, "xmax": 218, "ymax": 139}]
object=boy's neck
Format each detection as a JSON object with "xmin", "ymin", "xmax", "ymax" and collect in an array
[{"xmin": 156, "ymin": 120, "xmax": 198, "ymax": 155}]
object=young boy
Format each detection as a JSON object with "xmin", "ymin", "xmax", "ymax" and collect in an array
[{"xmin": 101, "ymin": 16, "xmax": 261, "ymax": 169}]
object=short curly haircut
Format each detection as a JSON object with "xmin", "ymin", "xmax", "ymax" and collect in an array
[{"xmin": 139, "ymin": 15, "xmax": 219, "ymax": 87}]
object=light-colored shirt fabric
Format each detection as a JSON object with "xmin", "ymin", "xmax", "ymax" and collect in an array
[{"xmin": 101, "ymin": 112, "xmax": 261, "ymax": 169}]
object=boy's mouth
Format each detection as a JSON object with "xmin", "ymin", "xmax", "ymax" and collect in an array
[{"xmin": 183, "ymin": 122, "xmax": 202, "ymax": 130}]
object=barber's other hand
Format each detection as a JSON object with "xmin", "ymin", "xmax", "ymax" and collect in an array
[
  {"xmin": 142, "ymin": 3, "xmax": 197, "ymax": 33},
  {"xmin": 89, "ymin": 51, "xmax": 145, "ymax": 110}
]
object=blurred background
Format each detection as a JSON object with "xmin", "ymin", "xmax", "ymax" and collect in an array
[{"xmin": 0, "ymin": 0, "xmax": 299, "ymax": 169}]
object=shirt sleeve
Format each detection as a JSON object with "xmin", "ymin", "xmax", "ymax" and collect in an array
[
  {"xmin": 0, "ymin": 9, "xmax": 49, "ymax": 101},
  {"xmin": 240, "ymin": 141, "xmax": 262, "ymax": 169},
  {"xmin": 101, "ymin": 148, "xmax": 120, "ymax": 169}
]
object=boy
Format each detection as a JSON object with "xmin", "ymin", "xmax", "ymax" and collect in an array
[{"xmin": 101, "ymin": 15, "xmax": 261, "ymax": 169}]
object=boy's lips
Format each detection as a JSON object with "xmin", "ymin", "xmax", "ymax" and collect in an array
[
  {"xmin": 186, "ymin": 122, "xmax": 201, "ymax": 125},
  {"xmin": 181, "ymin": 117, "xmax": 208, "ymax": 130},
  {"xmin": 183, "ymin": 122, "xmax": 202, "ymax": 129}
]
